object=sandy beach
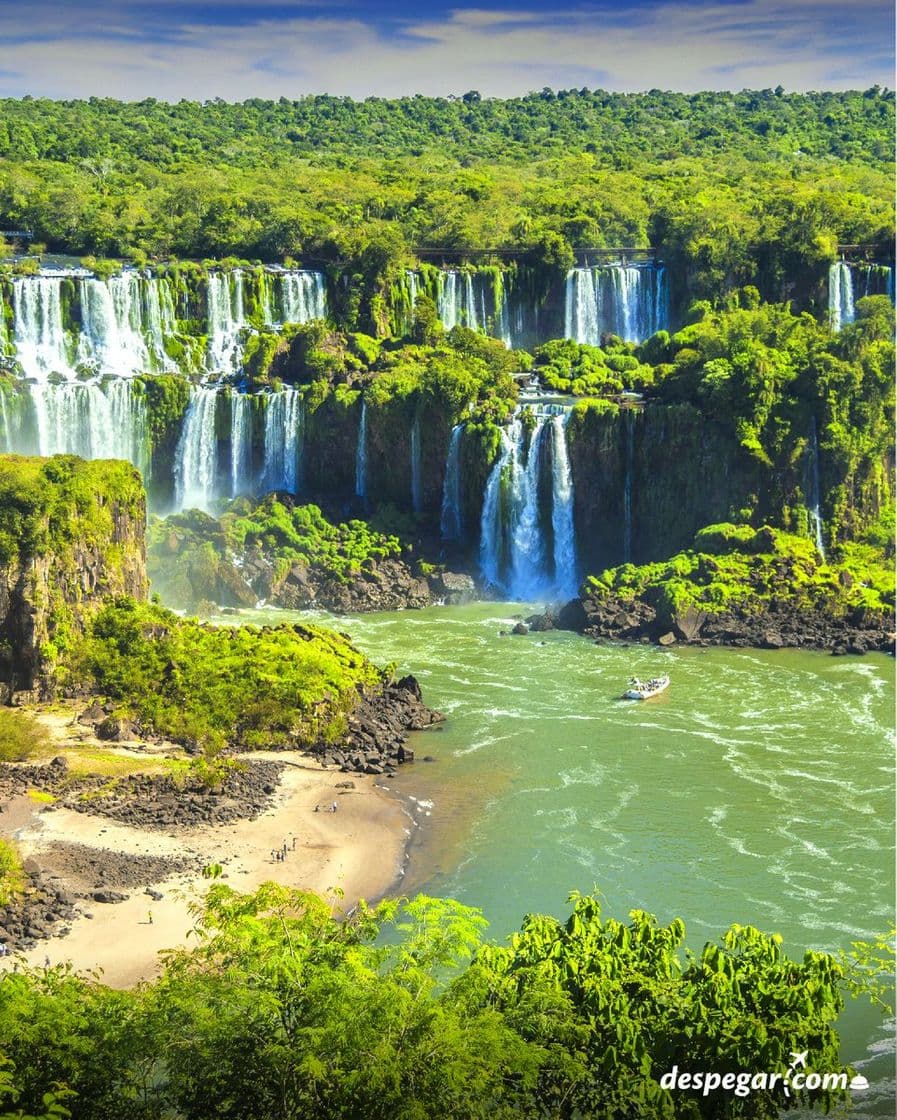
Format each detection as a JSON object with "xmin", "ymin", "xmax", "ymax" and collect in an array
[{"xmin": 1, "ymin": 742, "xmax": 412, "ymax": 987}]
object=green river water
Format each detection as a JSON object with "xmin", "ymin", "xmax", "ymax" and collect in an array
[{"xmin": 227, "ymin": 602, "xmax": 895, "ymax": 1116}]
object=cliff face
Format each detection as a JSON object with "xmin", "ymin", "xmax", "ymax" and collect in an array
[{"xmin": 0, "ymin": 455, "xmax": 147, "ymax": 697}]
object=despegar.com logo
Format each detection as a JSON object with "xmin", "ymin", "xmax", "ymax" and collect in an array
[{"xmin": 660, "ymin": 1050, "xmax": 870, "ymax": 1100}]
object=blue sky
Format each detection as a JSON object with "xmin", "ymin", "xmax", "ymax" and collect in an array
[{"xmin": 0, "ymin": 0, "xmax": 892, "ymax": 99}]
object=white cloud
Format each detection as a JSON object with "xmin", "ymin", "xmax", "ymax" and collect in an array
[{"xmin": 0, "ymin": 1, "xmax": 890, "ymax": 99}]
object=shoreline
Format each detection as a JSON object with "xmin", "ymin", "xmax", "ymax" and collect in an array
[{"xmin": 1, "ymin": 748, "xmax": 419, "ymax": 988}]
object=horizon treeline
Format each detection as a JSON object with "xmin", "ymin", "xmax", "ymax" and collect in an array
[{"xmin": 0, "ymin": 89, "xmax": 892, "ymax": 269}]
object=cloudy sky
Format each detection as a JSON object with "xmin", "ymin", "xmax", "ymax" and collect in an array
[{"xmin": 0, "ymin": 0, "xmax": 892, "ymax": 100}]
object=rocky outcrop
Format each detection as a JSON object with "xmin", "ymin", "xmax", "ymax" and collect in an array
[
  {"xmin": 148, "ymin": 502, "xmax": 477, "ymax": 614},
  {"xmin": 0, "ymin": 865, "xmax": 78, "ymax": 952},
  {"xmin": 313, "ymin": 675, "xmax": 444, "ymax": 774},
  {"xmin": 558, "ymin": 590, "xmax": 894, "ymax": 654},
  {"xmin": 0, "ymin": 455, "xmax": 147, "ymax": 698}
]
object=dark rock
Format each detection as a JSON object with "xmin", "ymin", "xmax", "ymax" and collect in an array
[
  {"xmin": 96, "ymin": 716, "xmax": 132, "ymax": 742},
  {"xmin": 334, "ymin": 780, "xmax": 356, "ymax": 789},
  {"xmin": 78, "ymin": 701, "xmax": 106, "ymax": 725},
  {"xmin": 556, "ymin": 598, "xmax": 587, "ymax": 631},
  {"xmin": 760, "ymin": 631, "xmax": 784, "ymax": 649},
  {"xmin": 91, "ymin": 890, "xmax": 128, "ymax": 904},
  {"xmin": 673, "ymin": 605, "xmax": 707, "ymax": 641},
  {"xmin": 512, "ymin": 622, "xmax": 529, "ymax": 635},
  {"xmin": 525, "ymin": 611, "xmax": 555, "ymax": 632}
]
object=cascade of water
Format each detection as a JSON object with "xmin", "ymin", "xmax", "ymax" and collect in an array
[
  {"xmin": 550, "ymin": 414, "xmax": 578, "ymax": 597},
  {"xmin": 355, "ymin": 399, "xmax": 368, "ymax": 499},
  {"xmin": 438, "ymin": 272, "xmax": 461, "ymax": 331},
  {"xmin": 280, "ymin": 271, "xmax": 326, "ymax": 324},
  {"xmin": 463, "ymin": 273, "xmax": 479, "ymax": 330},
  {"xmin": 206, "ymin": 271, "xmax": 245, "ymax": 374},
  {"xmin": 479, "ymin": 422, "xmax": 517, "ymax": 588},
  {"xmin": 564, "ymin": 268, "xmax": 598, "ymax": 345},
  {"xmin": 230, "ymin": 392, "xmax": 253, "ymax": 497},
  {"xmin": 507, "ymin": 419, "xmax": 549, "ymax": 599},
  {"xmin": 440, "ymin": 424, "xmax": 464, "ymax": 541},
  {"xmin": 258, "ymin": 271, "xmax": 276, "ymax": 327},
  {"xmin": 406, "ymin": 271, "xmax": 419, "ymax": 334},
  {"xmin": 262, "ymin": 389, "xmax": 303, "ymax": 493},
  {"xmin": 828, "ymin": 261, "xmax": 854, "ymax": 332},
  {"xmin": 410, "ymin": 411, "xmax": 423, "ymax": 513},
  {"xmin": 12, "ymin": 276, "xmax": 72, "ymax": 381},
  {"xmin": 174, "ymin": 387, "xmax": 219, "ymax": 511},
  {"xmin": 494, "ymin": 272, "xmax": 512, "ymax": 347},
  {"xmin": 0, "ymin": 388, "xmax": 12, "ymax": 452},
  {"xmin": 565, "ymin": 264, "xmax": 667, "ymax": 344},
  {"xmin": 77, "ymin": 274, "xmax": 154, "ymax": 376},
  {"xmin": 24, "ymin": 379, "xmax": 148, "ymax": 473},
  {"xmin": 623, "ymin": 409, "xmax": 635, "ymax": 563},
  {"xmin": 806, "ymin": 417, "xmax": 825, "ymax": 559}
]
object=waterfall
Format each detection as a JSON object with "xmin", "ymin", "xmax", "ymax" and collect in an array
[
  {"xmin": 494, "ymin": 272, "xmax": 512, "ymax": 348},
  {"xmin": 478, "ymin": 411, "xmax": 578, "ymax": 600},
  {"xmin": 0, "ymin": 389, "xmax": 10, "ymax": 451},
  {"xmin": 438, "ymin": 272, "xmax": 461, "ymax": 331},
  {"xmin": 440, "ymin": 424, "xmax": 464, "ymax": 541},
  {"xmin": 12, "ymin": 276, "xmax": 71, "ymax": 381},
  {"xmin": 479, "ymin": 423, "xmax": 516, "ymax": 589},
  {"xmin": 229, "ymin": 392, "xmax": 253, "ymax": 497},
  {"xmin": 262, "ymin": 389, "xmax": 303, "ymax": 493},
  {"xmin": 828, "ymin": 261, "xmax": 854, "ymax": 332},
  {"xmin": 565, "ymin": 263, "xmax": 668, "ymax": 344},
  {"xmin": 858, "ymin": 263, "xmax": 895, "ymax": 302},
  {"xmin": 280, "ymin": 271, "xmax": 326, "ymax": 324},
  {"xmin": 806, "ymin": 417, "xmax": 825, "ymax": 559},
  {"xmin": 355, "ymin": 398, "xmax": 368, "ymax": 499},
  {"xmin": 507, "ymin": 420, "xmax": 549, "ymax": 599},
  {"xmin": 174, "ymin": 387, "xmax": 219, "ymax": 511},
  {"xmin": 550, "ymin": 414, "xmax": 578, "ymax": 598},
  {"xmin": 22, "ymin": 378, "xmax": 148, "ymax": 476},
  {"xmin": 206, "ymin": 271, "xmax": 245, "ymax": 374},
  {"xmin": 77, "ymin": 273, "xmax": 159, "ymax": 376},
  {"xmin": 410, "ymin": 411, "xmax": 423, "ymax": 513},
  {"xmin": 623, "ymin": 410, "xmax": 635, "ymax": 563},
  {"xmin": 406, "ymin": 270, "xmax": 419, "ymax": 335}
]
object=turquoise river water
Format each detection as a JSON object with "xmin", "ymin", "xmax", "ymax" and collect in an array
[{"xmin": 229, "ymin": 602, "xmax": 895, "ymax": 1117}]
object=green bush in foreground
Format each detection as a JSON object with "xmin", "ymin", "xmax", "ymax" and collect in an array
[
  {"xmin": 0, "ymin": 885, "xmax": 890, "ymax": 1120},
  {"xmin": 61, "ymin": 598, "xmax": 383, "ymax": 750},
  {"xmin": 0, "ymin": 839, "xmax": 25, "ymax": 907},
  {"xmin": 0, "ymin": 708, "xmax": 51, "ymax": 763}
]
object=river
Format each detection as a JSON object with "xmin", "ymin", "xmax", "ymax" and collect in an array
[{"xmin": 223, "ymin": 601, "xmax": 895, "ymax": 1117}]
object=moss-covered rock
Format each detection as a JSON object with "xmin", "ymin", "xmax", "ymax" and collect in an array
[
  {"xmin": 576, "ymin": 523, "xmax": 894, "ymax": 652},
  {"xmin": 0, "ymin": 454, "xmax": 147, "ymax": 695},
  {"xmin": 62, "ymin": 597, "xmax": 388, "ymax": 751}
]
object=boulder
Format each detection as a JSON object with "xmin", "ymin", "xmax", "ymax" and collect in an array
[
  {"xmin": 91, "ymin": 890, "xmax": 128, "ymax": 904},
  {"xmin": 673, "ymin": 605, "xmax": 707, "ymax": 641},
  {"xmin": 657, "ymin": 632, "xmax": 676, "ymax": 646}
]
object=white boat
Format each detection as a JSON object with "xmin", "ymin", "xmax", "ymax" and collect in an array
[{"xmin": 623, "ymin": 674, "xmax": 670, "ymax": 700}]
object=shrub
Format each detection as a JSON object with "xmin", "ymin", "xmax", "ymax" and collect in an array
[{"xmin": 0, "ymin": 708, "xmax": 51, "ymax": 762}]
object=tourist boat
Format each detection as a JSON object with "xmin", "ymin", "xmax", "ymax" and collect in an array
[{"xmin": 623, "ymin": 674, "xmax": 670, "ymax": 700}]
